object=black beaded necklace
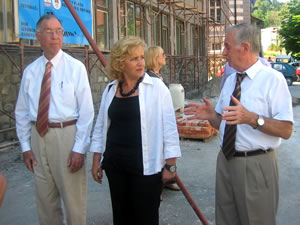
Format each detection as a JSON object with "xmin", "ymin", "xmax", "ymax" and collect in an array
[{"xmin": 119, "ymin": 76, "xmax": 144, "ymax": 97}]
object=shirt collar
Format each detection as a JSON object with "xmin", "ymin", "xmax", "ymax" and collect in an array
[
  {"xmin": 243, "ymin": 58, "xmax": 263, "ymax": 80},
  {"xmin": 142, "ymin": 73, "xmax": 153, "ymax": 85},
  {"xmin": 42, "ymin": 49, "xmax": 63, "ymax": 68},
  {"xmin": 110, "ymin": 72, "xmax": 152, "ymax": 87}
]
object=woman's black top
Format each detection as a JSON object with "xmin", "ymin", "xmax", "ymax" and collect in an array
[{"xmin": 102, "ymin": 96, "xmax": 143, "ymax": 175}]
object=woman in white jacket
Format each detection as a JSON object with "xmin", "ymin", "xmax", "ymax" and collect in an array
[{"xmin": 90, "ymin": 36, "xmax": 181, "ymax": 225}]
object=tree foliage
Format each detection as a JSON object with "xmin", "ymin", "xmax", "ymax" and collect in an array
[
  {"xmin": 252, "ymin": 0, "xmax": 282, "ymax": 27},
  {"xmin": 279, "ymin": 0, "xmax": 300, "ymax": 57}
]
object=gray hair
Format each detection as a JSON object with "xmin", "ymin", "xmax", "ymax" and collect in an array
[
  {"xmin": 226, "ymin": 24, "xmax": 260, "ymax": 54},
  {"xmin": 36, "ymin": 14, "xmax": 62, "ymax": 31}
]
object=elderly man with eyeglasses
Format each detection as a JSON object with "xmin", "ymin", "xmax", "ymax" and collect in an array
[{"xmin": 15, "ymin": 14, "xmax": 94, "ymax": 225}]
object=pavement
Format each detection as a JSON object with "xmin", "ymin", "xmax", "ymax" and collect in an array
[{"xmin": 0, "ymin": 83, "xmax": 300, "ymax": 225}]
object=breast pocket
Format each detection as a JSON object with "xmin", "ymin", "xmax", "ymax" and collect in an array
[
  {"xmin": 60, "ymin": 83, "xmax": 76, "ymax": 107},
  {"xmin": 242, "ymin": 94, "xmax": 268, "ymax": 116}
]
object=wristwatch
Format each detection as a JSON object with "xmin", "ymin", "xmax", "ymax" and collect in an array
[
  {"xmin": 164, "ymin": 164, "xmax": 177, "ymax": 173},
  {"xmin": 256, "ymin": 115, "xmax": 264, "ymax": 129}
]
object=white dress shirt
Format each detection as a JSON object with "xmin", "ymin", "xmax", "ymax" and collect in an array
[
  {"xmin": 15, "ymin": 50, "xmax": 94, "ymax": 153},
  {"xmin": 216, "ymin": 59, "xmax": 293, "ymax": 151},
  {"xmin": 90, "ymin": 73, "xmax": 181, "ymax": 175},
  {"xmin": 221, "ymin": 57, "xmax": 271, "ymax": 88}
]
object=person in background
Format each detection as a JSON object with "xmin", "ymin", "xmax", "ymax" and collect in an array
[
  {"xmin": 145, "ymin": 46, "xmax": 180, "ymax": 192},
  {"xmin": 220, "ymin": 56, "xmax": 271, "ymax": 89},
  {"xmin": 267, "ymin": 56, "xmax": 273, "ymax": 62},
  {"xmin": 90, "ymin": 36, "xmax": 181, "ymax": 225},
  {"xmin": 185, "ymin": 24, "xmax": 293, "ymax": 225},
  {"xmin": 145, "ymin": 46, "xmax": 169, "ymax": 88},
  {"xmin": 0, "ymin": 173, "xmax": 7, "ymax": 207},
  {"xmin": 15, "ymin": 14, "xmax": 94, "ymax": 225}
]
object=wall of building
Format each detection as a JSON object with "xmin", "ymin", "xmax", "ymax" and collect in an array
[
  {"xmin": 0, "ymin": 0, "xmax": 215, "ymax": 143},
  {"xmin": 0, "ymin": 47, "xmax": 108, "ymax": 143}
]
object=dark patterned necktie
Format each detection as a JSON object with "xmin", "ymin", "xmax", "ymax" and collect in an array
[
  {"xmin": 222, "ymin": 72, "xmax": 247, "ymax": 159},
  {"xmin": 36, "ymin": 61, "xmax": 52, "ymax": 137}
]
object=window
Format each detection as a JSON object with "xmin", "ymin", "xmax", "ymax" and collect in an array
[
  {"xmin": 212, "ymin": 43, "xmax": 221, "ymax": 50},
  {"xmin": 176, "ymin": 20, "xmax": 184, "ymax": 55},
  {"xmin": 95, "ymin": 1, "xmax": 109, "ymax": 50},
  {"xmin": 273, "ymin": 64, "xmax": 283, "ymax": 70},
  {"xmin": 127, "ymin": 2, "xmax": 135, "ymax": 35},
  {"xmin": 152, "ymin": 11, "xmax": 159, "ymax": 45},
  {"xmin": 96, "ymin": 0, "xmax": 108, "ymax": 7},
  {"xmin": 161, "ymin": 14, "xmax": 169, "ymax": 54},
  {"xmin": 0, "ymin": 0, "xmax": 16, "ymax": 42},
  {"xmin": 120, "ymin": 1, "xmax": 143, "ymax": 38},
  {"xmin": 210, "ymin": 0, "xmax": 221, "ymax": 23}
]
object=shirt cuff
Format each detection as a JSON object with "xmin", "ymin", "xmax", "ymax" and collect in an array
[
  {"xmin": 20, "ymin": 142, "xmax": 31, "ymax": 153},
  {"xmin": 72, "ymin": 142, "xmax": 88, "ymax": 154}
]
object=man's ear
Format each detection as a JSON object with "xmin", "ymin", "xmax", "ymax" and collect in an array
[
  {"xmin": 241, "ymin": 42, "xmax": 251, "ymax": 54},
  {"xmin": 35, "ymin": 32, "xmax": 40, "ymax": 42}
]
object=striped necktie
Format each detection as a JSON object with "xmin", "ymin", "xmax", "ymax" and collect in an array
[
  {"xmin": 36, "ymin": 61, "xmax": 52, "ymax": 137},
  {"xmin": 222, "ymin": 72, "xmax": 247, "ymax": 159}
]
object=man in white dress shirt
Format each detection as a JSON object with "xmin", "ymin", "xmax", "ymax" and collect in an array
[
  {"xmin": 185, "ymin": 24, "xmax": 293, "ymax": 225},
  {"xmin": 15, "ymin": 14, "xmax": 94, "ymax": 225},
  {"xmin": 220, "ymin": 57, "xmax": 271, "ymax": 89}
]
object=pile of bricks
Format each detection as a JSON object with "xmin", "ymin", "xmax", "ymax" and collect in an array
[{"xmin": 176, "ymin": 115, "xmax": 218, "ymax": 141}]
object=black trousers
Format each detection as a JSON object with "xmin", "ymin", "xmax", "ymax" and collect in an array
[{"xmin": 105, "ymin": 167, "xmax": 163, "ymax": 225}]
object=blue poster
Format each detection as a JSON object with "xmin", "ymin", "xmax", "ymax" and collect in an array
[
  {"xmin": 19, "ymin": 0, "xmax": 92, "ymax": 45},
  {"xmin": 18, "ymin": 0, "xmax": 40, "ymax": 39}
]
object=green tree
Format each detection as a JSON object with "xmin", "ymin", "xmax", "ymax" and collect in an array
[
  {"xmin": 279, "ymin": 0, "xmax": 300, "ymax": 57},
  {"xmin": 252, "ymin": 0, "xmax": 283, "ymax": 27},
  {"xmin": 265, "ymin": 10, "xmax": 281, "ymax": 27}
]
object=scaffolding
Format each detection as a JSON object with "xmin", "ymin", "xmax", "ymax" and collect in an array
[
  {"xmin": 118, "ymin": 0, "xmax": 233, "ymax": 87},
  {"xmin": 206, "ymin": 0, "xmax": 234, "ymax": 78},
  {"xmin": 0, "ymin": 0, "xmax": 234, "ymax": 148}
]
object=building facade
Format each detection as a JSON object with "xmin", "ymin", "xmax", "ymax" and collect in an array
[{"xmin": 0, "ymin": 0, "xmax": 254, "ymax": 145}]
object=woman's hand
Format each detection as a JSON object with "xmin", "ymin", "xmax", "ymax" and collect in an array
[
  {"xmin": 162, "ymin": 168, "xmax": 176, "ymax": 184},
  {"xmin": 91, "ymin": 153, "xmax": 103, "ymax": 184}
]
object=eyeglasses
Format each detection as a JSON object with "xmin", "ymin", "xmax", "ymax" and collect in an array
[
  {"xmin": 162, "ymin": 52, "xmax": 166, "ymax": 56},
  {"xmin": 38, "ymin": 29, "xmax": 64, "ymax": 36}
]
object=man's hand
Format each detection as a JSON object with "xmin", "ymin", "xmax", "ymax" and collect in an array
[
  {"xmin": 23, "ymin": 150, "xmax": 37, "ymax": 173},
  {"xmin": 67, "ymin": 152, "xmax": 84, "ymax": 173},
  {"xmin": 91, "ymin": 153, "xmax": 103, "ymax": 184},
  {"xmin": 184, "ymin": 98, "xmax": 221, "ymax": 129},
  {"xmin": 222, "ymin": 96, "xmax": 256, "ymax": 126},
  {"xmin": 224, "ymin": 96, "xmax": 293, "ymax": 139},
  {"xmin": 184, "ymin": 98, "xmax": 214, "ymax": 120}
]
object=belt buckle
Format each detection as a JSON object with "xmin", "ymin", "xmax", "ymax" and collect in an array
[{"xmin": 60, "ymin": 122, "xmax": 63, "ymax": 128}]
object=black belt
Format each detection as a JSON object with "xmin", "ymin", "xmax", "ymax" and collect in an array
[{"xmin": 234, "ymin": 148, "xmax": 273, "ymax": 157}]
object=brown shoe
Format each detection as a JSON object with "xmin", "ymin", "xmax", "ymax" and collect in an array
[{"xmin": 164, "ymin": 182, "xmax": 180, "ymax": 191}]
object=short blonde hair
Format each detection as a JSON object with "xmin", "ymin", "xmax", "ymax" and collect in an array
[
  {"xmin": 145, "ymin": 46, "xmax": 163, "ymax": 70},
  {"xmin": 108, "ymin": 36, "xmax": 146, "ymax": 81}
]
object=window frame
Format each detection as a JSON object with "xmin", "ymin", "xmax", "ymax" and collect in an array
[
  {"xmin": 95, "ymin": 8, "xmax": 109, "ymax": 50},
  {"xmin": 161, "ymin": 13, "xmax": 169, "ymax": 54},
  {"xmin": 120, "ymin": 0, "xmax": 144, "ymax": 38},
  {"xmin": 209, "ymin": 0, "xmax": 221, "ymax": 23},
  {"xmin": 1, "ymin": 0, "xmax": 18, "ymax": 43},
  {"xmin": 176, "ymin": 20, "xmax": 184, "ymax": 55}
]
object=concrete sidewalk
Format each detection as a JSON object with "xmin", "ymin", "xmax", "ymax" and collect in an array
[{"xmin": 1, "ymin": 103, "xmax": 300, "ymax": 224}]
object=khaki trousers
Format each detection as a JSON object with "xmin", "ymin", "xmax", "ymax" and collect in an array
[
  {"xmin": 216, "ymin": 150, "xmax": 279, "ymax": 225},
  {"xmin": 31, "ymin": 125, "xmax": 87, "ymax": 225}
]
